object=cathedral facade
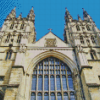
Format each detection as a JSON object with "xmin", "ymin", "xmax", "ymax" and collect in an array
[{"xmin": 0, "ymin": 7, "xmax": 100, "ymax": 100}]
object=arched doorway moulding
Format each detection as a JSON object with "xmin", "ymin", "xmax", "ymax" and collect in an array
[{"xmin": 26, "ymin": 50, "xmax": 78, "ymax": 75}]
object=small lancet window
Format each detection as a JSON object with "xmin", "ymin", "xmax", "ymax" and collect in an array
[
  {"xmin": 17, "ymin": 34, "xmax": 22, "ymax": 43},
  {"xmin": 86, "ymin": 39, "xmax": 90, "ymax": 45},
  {"xmin": 91, "ymin": 35, "xmax": 95, "ymax": 43},
  {"xmin": 5, "ymin": 50, "xmax": 13, "ymax": 60},
  {"xmin": 64, "ymin": 92, "xmax": 68, "ymax": 100},
  {"xmin": 86, "ymin": 25, "xmax": 91, "ymax": 31},
  {"xmin": 90, "ymin": 49, "xmax": 97, "ymax": 60},
  {"xmin": 51, "ymin": 93, "xmax": 55, "ymax": 100},
  {"xmin": 31, "ymin": 92, "xmax": 35, "ymax": 100},
  {"xmin": 76, "ymin": 25, "xmax": 80, "ymax": 31},
  {"xmin": 44, "ymin": 93, "xmax": 49, "ymax": 100},
  {"xmin": 80, "ymin": 35, "xmax": 84, "ymax": 44},
  {"xmin": 70, "ymin": 92, "xmax": 75, "ymax": 100},
  {"xmin": 37, "ymin": 92, "xmax": 42, "ymax": 100},
  {"xmin": 20, "ymin": 24, "xmax": 24, "ymax": 29},
  {"xmin": 10, "ymin": 24, "xmax": 14, "ymax": 29},
  {"xmin": 5, "ymin": 34, "xmax": 11, "ymax": 43},
  {"xmin": 0, "ymin": 76, "xmax": 4, "ymax": 81}
]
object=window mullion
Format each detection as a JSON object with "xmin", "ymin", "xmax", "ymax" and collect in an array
[
  {"xmin": 43, "ymin": 60, "xmax": 44, "ymax": 100},
  {"xmin": 36, "ymin": 64, "xmax": 39, "ymax": 100},
  {"xmin": 60, "ymin": 60, "xmax": 64, "ymax": 100},
  {"xmin": 49, "ymin": 58, "xmax": 50, "ymax": 100},
  {"xmin": 54, "ymin": 58, "xmax": 57, "ymax": 100},
  {"xmin": 66, "ymin": 67, "xmax": 70, "ymax": 100}
]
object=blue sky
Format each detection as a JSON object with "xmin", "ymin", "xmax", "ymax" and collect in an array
[{"xmin": 0, "ymin": 0, "xmax": 100, "ymax": 40}]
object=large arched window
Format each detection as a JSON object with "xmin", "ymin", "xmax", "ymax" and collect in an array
[{"xmin": 31, "ymin": 57, "xmax": 75, "ymax": 100}]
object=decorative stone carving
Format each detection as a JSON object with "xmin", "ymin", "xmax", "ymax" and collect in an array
[
  {"xmin": 28, "ymin": 35, "xmax": 35, "ymax": 43},
  {"xmin": 19, "ymin": 44, "xmax": 26, "ymax": 53},
  {"xmin": 77, "ymin": 45, "xmax": 83, "ymax": 53},
  {"xmin": 45, "ymin": 38, "xmax": 56, "ymax": 47},
  {"xmin": 23, "ymin": 35, "xmax": 28, "ymax": 39}
]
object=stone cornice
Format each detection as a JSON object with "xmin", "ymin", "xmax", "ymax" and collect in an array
[
  {"xmin": 0, "ymin": 84, "xmax": 19, "ymax": 87},
  {"xmin": 12, "ymin": 65, "xmax": 25, "ymax": 73},
  {"xmin": 27, "ymin": 47, "xmax": 73, "ymax": 50},
  {"xmin": 80, "ymin": 65, "xmax": 92, "ymax": 74},
  {"xmin": 7, "ymin": 84, "xmax": 19, "ymax": 87},
  {"xmin": 88, "ymin": 59, "xmax": 100, "ymax": 61},
  {"xmin": 87, "ymin": 83, "xmax": 100, "ymax": 87}
]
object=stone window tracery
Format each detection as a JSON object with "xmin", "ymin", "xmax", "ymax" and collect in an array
[
  {"xmin": 91, "ymin": 35, "xmax": 95, "ymax": 43},
  {"xmin": 10, "ymin": 24, "xmax": 14, "ymax": 29},
  {"xmin": 5, "ymin": 34, "xmax": 11, "ymax": 43},
  {"xmin": 31, "ymin": 57, "xmax": 75, "ymax": 100},
  {"xmin": 76, "ymin": 25, "xmax": 80, "ymax": 31},
  {"xmin": 80, "ymin": 36, "xmax": 84, "ymax": 44},
  {"xmin": 86, "ymin": 25, "xmax": 91, "ymax": 31},
  {"xmin": 20, "ymin": 24, "xmax": 24, "ymax": 29},
  {"xmin": 17, "ymin": 34, "xmax": 22, "ymax": 43}
]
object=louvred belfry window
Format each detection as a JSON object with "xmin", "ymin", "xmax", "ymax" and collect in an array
[{"xmin": 31, "ymin": 57, "xmax": 75, "ymax": 100}]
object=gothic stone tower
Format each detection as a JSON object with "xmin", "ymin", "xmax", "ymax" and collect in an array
[
  {"xmin": 64, "ymin": 8, "xmax": 100, "ymax": 100},
  {"xmin": 0, "ymin": 7, "xmax": 100, "ymax": 100}
]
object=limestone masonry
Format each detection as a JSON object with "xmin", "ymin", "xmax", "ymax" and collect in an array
[{"xmin": 0, "ymin": 7, "xmax": 100, "ymax": 100}]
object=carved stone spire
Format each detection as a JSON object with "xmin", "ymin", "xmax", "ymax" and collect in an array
[
  {"xmin": 82, "ymin": 8, "xmax": 88, "ymax": 18},
  {"xmin": 82, "ymin": 8, "xmax": 93, "ymax": 22},
  {"xmin": 78, "ymin": 14, "xmax": 82, "ymax": 21},
  {"xmin": 18, "ymin": 13, "xmax": 22, "ymax": 19},
  {"xmin": 6, "ymin": 7, "xmax": 16, "ymax": 19},
  {"xmin": 65, "ymin": 8, "xmax": 73, "ymax": 22},
  {"xmin": 27, "ymin": 7, "xmax": 35, "ymax": 21}
]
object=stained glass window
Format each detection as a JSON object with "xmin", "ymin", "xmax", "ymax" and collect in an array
[
  {"xmin": 44, "ymin": 93, "xmax": 49, "ymax": 100},
  {"xmin": 31, "ymin": 57, "xmax": 75, "ymax": 100},
  {"xmin": 70, "ymin": 92, "xmax": 75, "ymax": 100},
  {"xmin": 31, "ymin": 75, "xmax": 37, "ymax": 90},
  {"xmin": 38, "ymin": 75, "xmax": 43, "ymax": 90},
  {"xmin": 51, "ymin": 93, "xmax": 55, "ymax": 100},
  {"xmin": 31, "ymin": 92, "xmax": 35, "ymax": 100},
  {"xmin": 64, "ymin": 92, "xmax": 68, "ymax": 100},
  {"xmin": 44, "ymin": 75, "xmax": 49, "ymax": 91},
  {"xmin": 37, "ymin": 92, "xmax": 42, "ymax": 100},
  {"xmin": 57, "ymin": 92, "xmax": 62, "ymax": 100}
]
